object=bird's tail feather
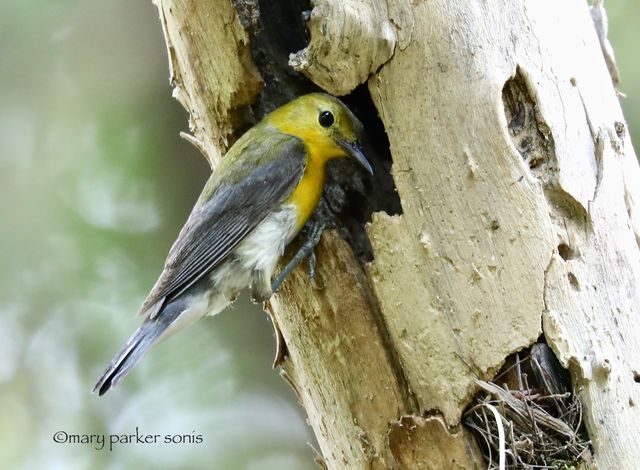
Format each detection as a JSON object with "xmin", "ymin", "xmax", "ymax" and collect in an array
[{"xmin": 93, "ymin": 318, "xmax": 167, "ymax": 396}]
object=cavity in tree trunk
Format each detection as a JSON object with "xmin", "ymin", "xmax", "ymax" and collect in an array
[{"xmin": 153, "ymin": 0, "xmax": 640, "ymax": 468}]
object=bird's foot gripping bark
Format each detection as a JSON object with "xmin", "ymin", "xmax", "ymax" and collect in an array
[{"xmin": 271, "ymin": 220, "xmax": 326, "ymax": 295}]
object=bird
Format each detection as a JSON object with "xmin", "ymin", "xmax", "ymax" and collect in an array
[{"xmin": 93, "ymin": 93, "xmax": 372, "ymax": 396}]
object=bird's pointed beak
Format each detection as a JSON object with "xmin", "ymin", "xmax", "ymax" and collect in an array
[{"xmin": 339, "ymin": 139, "xmax": 373, "ymax": 174}]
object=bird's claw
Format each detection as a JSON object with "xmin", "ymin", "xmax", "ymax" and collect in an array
[
  {"xmin": 307, "ymin": 252, "xmax": 324, "ymax": 290},
  {"xmin": 271, "ymin": 219, "xmax": 327, "ymax": 293},
  {"xmin": 307, "ymin": 251, "xmax": 317, "ymax": 282}
]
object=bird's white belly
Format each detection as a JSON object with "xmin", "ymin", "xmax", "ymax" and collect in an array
[
  {"xmin": 203, "ymin": 203, "xmax": 298, "ymax": 316},
  {"xmin": 235, "ymin": 203, "xmax": 298, "ymax": 272}
]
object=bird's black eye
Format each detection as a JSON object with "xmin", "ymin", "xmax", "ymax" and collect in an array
[{"xmin": 318, "ymin": 110, "xmax": 334, "ymax": 128}]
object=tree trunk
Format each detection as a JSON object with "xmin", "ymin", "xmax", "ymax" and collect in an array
[{"xmin": 153, "ymin": 0, "xmax": 640, "ymax": 468}]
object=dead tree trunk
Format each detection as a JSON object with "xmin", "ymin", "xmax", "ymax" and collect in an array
[{"xmin": 153, "ymin": 0, "xmax": 640, "ymax": 468}]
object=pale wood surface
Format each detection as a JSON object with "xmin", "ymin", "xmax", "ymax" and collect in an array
[{"xmin": 155, "ymin": 0, "xmax": 640, "ymax": 467}]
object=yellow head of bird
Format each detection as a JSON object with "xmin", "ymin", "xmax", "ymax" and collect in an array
[{"xmin": 266, "ymin": 93, "xmax": 373, "ymax": 174}]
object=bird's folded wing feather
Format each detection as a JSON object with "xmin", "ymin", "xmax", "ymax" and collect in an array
[{"xmin": 139, "ymin": 131, "xmax": 307, "ymax": 318}]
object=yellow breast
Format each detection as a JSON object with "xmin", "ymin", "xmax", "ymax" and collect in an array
[
  {"xmin": 286, "ymin": 134, "xmax": 338, "ymax": 231},
  {"xmin": 286, "ymin": 152, "xmax": 326, "ymax": 231}
]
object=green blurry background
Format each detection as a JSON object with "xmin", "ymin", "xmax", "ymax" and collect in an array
[
  {"xmin": 0, "ymin": 1, "xmax": 637, "ymax": 469},
  {"xmin": 0, "ymin": 1, "xmax": 315, "ymax": 469}
]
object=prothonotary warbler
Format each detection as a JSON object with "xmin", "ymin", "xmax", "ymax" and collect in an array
[{"xmin": 94, "ymin": 93, "xmax": 372, "ymax": 395}]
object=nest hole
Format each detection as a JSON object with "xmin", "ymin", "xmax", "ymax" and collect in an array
[
  {"xmin": 235, "ymin": 0, "xmax": 401, "ymax": 262},
  {"xmin": 324, "ymin": 84, "xmax": 402, "ymax": 261}
]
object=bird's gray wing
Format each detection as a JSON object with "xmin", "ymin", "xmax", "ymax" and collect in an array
[{"xmin": 139, "ymin": 132, "xmax": 306, "ymax": 317}]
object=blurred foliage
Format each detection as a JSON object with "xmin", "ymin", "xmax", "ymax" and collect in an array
[
  {"xmin": 0, "ymin": 1, "xmax": 637, "ymax": 469},
  {"xmin": 607, "ymin": 0, "xmax": 640, "ymax": 141},
  {"xmin": 0, "ymin": 1, "xmax": 314, "ymax": 469}
]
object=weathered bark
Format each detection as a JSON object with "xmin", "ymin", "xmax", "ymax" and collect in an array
[{"xmin": 154, "ymin": 0, "xmax": 640, "ymax": 468}]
